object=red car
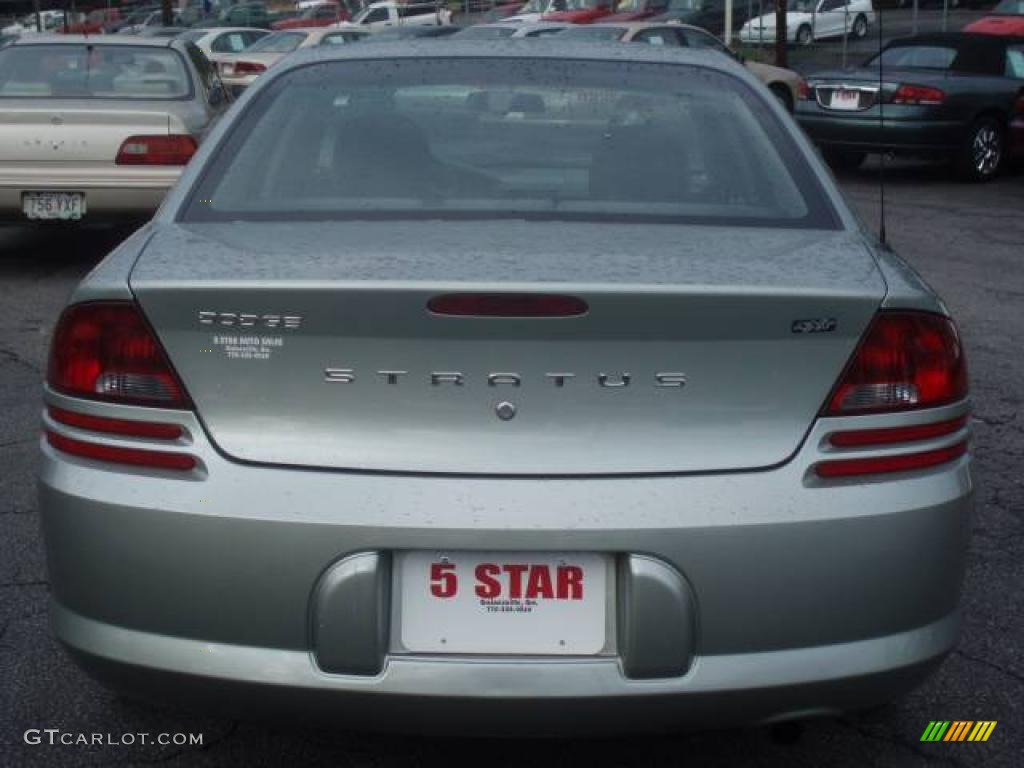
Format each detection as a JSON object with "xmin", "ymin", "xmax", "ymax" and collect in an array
[
  {"xmin": 964, "ymin": 0, "xmax": 1024, "ymax": 36},
  {"xmin": 60, "ymin": 8, "xmax": 121, "ymax": 34},
  {"xmin": 542, "ymin": 0, "xmax": 616, "ymax": 23},
  {"xmin": 601, "ymin": 0, "xmax": 671, "ymax": 22},
  {"xmin": 271, "ymin": 2, "xmax": 350, "ymax": 30}
]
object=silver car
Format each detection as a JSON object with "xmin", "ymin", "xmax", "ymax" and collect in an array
[
  {"xmin": 0, "ymin": 35, "xmax": 227, "ymax": 222},
  {"xmin": 39, "ymin": 41, "xmax": 972, "ymax": 733}
]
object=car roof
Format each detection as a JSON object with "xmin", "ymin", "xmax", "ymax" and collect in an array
[
  {"xmin": 9, "ymin": 33, "xmax": 177, "ymax": 48},
  {"xmin": 279, "ymin": 37, "xmax": 747, "ymax": 73}
]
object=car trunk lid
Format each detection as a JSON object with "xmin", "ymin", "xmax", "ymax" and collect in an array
[
  {"xmin": 130, "ymin": 221, "xmax": 886, "ymax": 475},
  {"xmin": 0, "ymin": 103, "xmax": 181, "ymax": 163}
]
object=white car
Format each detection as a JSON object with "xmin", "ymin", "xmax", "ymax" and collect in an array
[
  {"xmin": 739, "ymin": 0, "xmax": 874, "ymax": 45},
  {"xmin": 503, "ymin": 0, "xmax": 555, "ymax": 23},
  {"xmin": 351, "ymin": 1, "xmax": 452, "ymax": 30},
  {"xmin": 175, "ymin": 27, "xmax": 270, "ymax": 58},
  {"xmin": 2, "ymin": 10, "xmax": 67, "ymax": 36}
]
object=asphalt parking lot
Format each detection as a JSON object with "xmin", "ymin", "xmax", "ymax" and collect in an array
[{"xmin": 1, "ymin": 160, "xmax": 1021, "ymax": 766}]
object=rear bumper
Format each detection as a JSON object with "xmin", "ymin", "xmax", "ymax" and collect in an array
[
  {"xmin": 0, "ymin": 165, "xmax": 181, "ymax": 220},
  {"xmin": 796, "ymin": 110, "xmax": 964, "ymax": 154},
  {"xmin": 38, "ymin": 390, "xmax": 974, "ymax": 731},
  {"xmin": 58, "ymin": 603, "xmax": 957, "ymax": 734}
]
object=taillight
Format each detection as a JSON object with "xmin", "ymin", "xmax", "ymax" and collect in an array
[
  {"xmin": 891, "ymin": 84, "xmax": 945, "ymax": 106},
  {"xmin": 814, "ymin": 441, "xmax": 967, "ymax": 479},
  {"xmin": 828, "ymin": 415, "xmax": 967, "ymax": 448},
  {"xmin": 47, "ymin": 302, "xmax": 191, "ymax": 409},
  {"xmin": 48, "ymin": 406, "xmax": 184, "ymax": 440},
  {"xmin": 797, "ymin": 79, "xmax": 811, "ymax": 100},
  {"xmin": 115, "ymin": 134, "xmax": 197, "ymax": 166},
  {"xmin": 824, "ymin": 311, "xmax": 967, "ymax": 416},
  {"xmin": 232, "ymin": 61, "xmax": 267, "ymax": 75},
  {"xmin": 46, "ymin": 431, "xmax": 197, "ymax": 471}
]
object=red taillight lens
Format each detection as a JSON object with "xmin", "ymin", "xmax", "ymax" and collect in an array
[
  {"xmin": 892, "ymin": 84, "xmax": 945, "ymax": 106},
  {"xmin": 232, "ymin": 61, "xmax": 267, "ymax": 75},
  {"xmin": 825, "ymin": 312, "xmax": 967, "ymax": 416},
  {"xmin": 46, "ymin": 430, "xmax": 196, "ymax": 471},
  {"xmin": 115, "ymin": 134, "xmax": 197, "ymax": 166},
  {"xmin": 427, "ymin": 293, "xmax": 589, "ymax": 318},
  {"xmin": 797, "ymin": 79, "xmax": 811, "ymax": 100},
  {"xmin": 814, "ymin": 441, "xmax": 967, "ymax": 479},
  {"xmin": 828, "ymin": 415, "xmax": 967, "ymax": 448},
  {"xmin": 48, "ymin": 302, "xmax": 191, "ymax": 408},
  {"xmin": 48, "ymin": 406, "xmax": 184, "ymax": 440}
]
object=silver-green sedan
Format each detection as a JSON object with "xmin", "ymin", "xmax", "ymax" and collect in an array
[{"xmin": 38, "ymin": 40, "xmax": 973, "ymax": 734}]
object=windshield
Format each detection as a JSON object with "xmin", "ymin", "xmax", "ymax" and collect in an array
[
  {"xmin": 992, "ymin": 0, "xmax": 1024, "ymax": 12},
  {"xmin": 0, "ymin": 44, "xmax": 191, "ymax": 99},
  {"xmin": 248, "ymin": 32, "xmax": 306, "ymax": 52},
  {"xmin": 560, "ymin": 25, "xmax": 627, "ymax": 40},
  {"xmin": 867, "ymin": 44, "xmax": 957, "ymax": 70},
  {"xmin": 666, "ymin": 0, "xmax": 700, "ymax": 10},
  {"xmin": 522, "ymin": 0, "xmax": 550, "ymax": 10},
  {"xmin": 177, "ymin": 29, "xmax": 207, "ymax": 43},
  {"xmin": 183, "ymin": 58, "xmax": 833, "ymax": 228},
  {"xmin": 787, "ymin": 0, "xmax": 815, "ymax": 10}
]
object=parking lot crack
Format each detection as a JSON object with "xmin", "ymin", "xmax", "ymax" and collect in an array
[
  {"xmin": 953, "ymin": 649, "xmax": 1024, "ymax": 687},
  {"xmin": 0, "ymin": 578, "xmax": 49, "ymax": 589},
  {"xmin": 0, "ymin": 346, "xmax": 41, "ymax": 374}
]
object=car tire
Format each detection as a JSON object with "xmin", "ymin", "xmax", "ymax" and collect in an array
[
  {"xmin": 852, "ymin": 14, "xmax": 868, "ymax": 38},
  {"xmin": 956, "ymin": 117, "xmax": 1004, "ymax": 183},
  {"xmin": 823, "ymin": 148, "xmax": 866, "ymax": 171},
  {"xmin": 769, "ymin": 83, "xmax": 794, "ymax": 113},
  {"xmin": 796, "ymin": 25, "xmax": 812, "ymax": 45}
]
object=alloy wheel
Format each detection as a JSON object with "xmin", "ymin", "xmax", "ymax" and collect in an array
[{"xmin": 973, "ymin": 124, "xmax": 1002, "ymax": 177}]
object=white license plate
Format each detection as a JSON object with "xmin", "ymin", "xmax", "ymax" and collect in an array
[
  {"xmin": 399, "ymin": 551, "xmax": 608, "ymax": 655},
  {"xmin": 23, "ymin": 191, "xmax": 86, "ymax": 220},
  {"xmin": 829, "ymin": 89, "xmax": 861, "ymax": 111}
]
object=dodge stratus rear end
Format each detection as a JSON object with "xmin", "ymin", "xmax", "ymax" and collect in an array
[{"xmin": 38, "ymin": 43, "xmax": 972, "ymax": 733}]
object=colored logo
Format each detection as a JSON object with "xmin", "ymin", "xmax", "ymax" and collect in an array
[{"xmin": 921, "ymin": 721, "xmax": 997, "ymax": 742}]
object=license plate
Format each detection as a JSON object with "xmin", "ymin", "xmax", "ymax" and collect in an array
[
  {"xmin": 829, "ymin": 89, "xmax": 861, "ymax": 111},
  {"xmin": 398, "ymin": 551, "xmax": 608, "ymax": 655},
  {"xmin": 23, "ymin": 191, "xmax": 86, "ymax": 221}
]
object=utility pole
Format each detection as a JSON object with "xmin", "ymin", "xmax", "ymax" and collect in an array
[
  {"xmin": 775, "ymin": 0, "xmax": 787, "ymax": 69},
  {"xmin": 725, "ymin": 0, "xmax": 733, "ymax": 48},
  {"xmin": 33, "ymin": 0, "xmax": 42, "ymax": 31},
  {"xmin": 161, "ymin": 0, "xmax": 174, "ymax": 26}
]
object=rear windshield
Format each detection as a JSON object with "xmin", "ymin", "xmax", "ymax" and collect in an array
[
  {"xmin": 0, "ymin": 44, "xmax": 191, "ymax": 99},
  {"xmin": 559, "ymin": 26, "xmax": 627, "ymax": 41},
  {"xmin": 992, "ymin": 0, "xmax": 1024, "ymax": 12},
  {"xmin": 248, "ymin": 32, "xmax": 306, "ymax": 52},
  {"xmin": 869, "ymin": 45, "xmax": 957, "ymax": 70},
  {"xmin": 182, "ymin": 58, "xmax": 836, "ymax": 228}
]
